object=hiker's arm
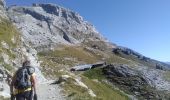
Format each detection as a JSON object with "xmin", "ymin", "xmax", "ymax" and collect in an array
[{"xmin": 31, "ymin": 74, "xmax": 37, "ymax": 94}]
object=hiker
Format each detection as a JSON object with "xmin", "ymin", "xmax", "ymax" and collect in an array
[{"xmin": 10, "ymin": 60, "xmax": 37, "ymax": 100}]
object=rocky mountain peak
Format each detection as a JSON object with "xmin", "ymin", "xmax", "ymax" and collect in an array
[
  {"xmin": 7, "ymin": 3, "xmax": 106, "ymax": 51},
  {"xmin": 33, "ymin": 3, "xmax": 84, "ymax": 23}
]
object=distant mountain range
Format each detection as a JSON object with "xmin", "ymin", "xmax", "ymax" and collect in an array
[{"xmin": 166, "ymin": 62, "xmax": 170, "ymax": 65}]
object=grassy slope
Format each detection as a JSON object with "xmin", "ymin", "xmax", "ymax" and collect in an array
[
  {"xmin": 37, "ymin": 41, "xmax": 170, "ymax": 99},
  {"xmin": 0, "ymin": 18, "xmax": 20, "ymax": 72},
  {"xmin": 62, "ymin": 77, "xmax": 93, "ymax": 100},
  {"xmin": 62, "ymin": 75, "xmax": 129, "ymax": 100},
  {"xmin": 116, "ymin": 52, "xmax": 156, "ymax": 67},
  {"xmin": 38, "ymin": 46, "xmax": 102, "ymax": 77},
  {"xmin": 163, "ymin": 71, "xmax": 170, "ymax": 82},
  {"xmin": 38, "ymin": 46, "xmax": 100, "ymax": 64},
  {"xmin": 0, "ymin": 18, "xmax": 19, "ymax": 47},
  {"xmin": 82, "ymin": 68, "xmax": 129, "ymax": 100},
  {"xmin": 38, "ymin": 45, "xmax": 135, "ymax": 77},
  {"xmin": 38, "ymin": 45, "xmax": 132, "ymax": 99}
]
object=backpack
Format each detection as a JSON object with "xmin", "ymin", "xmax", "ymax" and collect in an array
[{"xmin": 14, "ymin": 66, "xmax": 34, "ymax": 89}]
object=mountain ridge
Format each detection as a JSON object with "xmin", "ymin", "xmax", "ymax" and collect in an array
[
  {"xmin": 166, "ymin": 62, "xmax": 170, "ymax": 65},
  {"xmin": 7, "ymin": 3, "xmax": 109, "ymax": 51}
]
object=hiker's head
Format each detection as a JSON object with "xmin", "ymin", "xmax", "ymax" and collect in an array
[{"xmin": 22, "ymin": 60, "xmax": 31, "ymax": 67}]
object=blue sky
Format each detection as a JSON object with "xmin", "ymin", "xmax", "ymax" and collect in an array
[{"xmin": 6, "ymin": 0, "xmax": 170, "ymax": 62}]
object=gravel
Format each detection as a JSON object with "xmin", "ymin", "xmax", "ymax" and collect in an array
[{"xmin": 37, "ymin": 80, "xmax": 65, "ymax": 100}]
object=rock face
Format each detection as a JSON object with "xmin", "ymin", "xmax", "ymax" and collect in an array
[
  {"xmin": 113, "ymin": 46, "xmax": 146, "ymax": 59},
  {"xmin": 7, "ymin": 4, "xmax": 106, "ymax": 51},
  {"xmin": 0, "ymin": 66, "xmax": 10, "ymax": 98},
  {"xmin": 102, "ymin": 64, "xmax": 168, "ymax": 100},
  {"xmin": 0, "ymin": 0, "xmax": 5, "ymax": 6},
  {"xmin": 0, "ymin": 0, "xmax": 7, "ymax": 19}
]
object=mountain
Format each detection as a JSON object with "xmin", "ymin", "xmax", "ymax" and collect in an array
[
  {"xmin": 0, "ymin": 1, "xmax": 170, "ymax": 100},
  {"xmin": 7, "ymin": 3, "xmax": 111, "ymax": 51},
  {"xmin": 166, "ymin": 62, "xmax": 170, "ymax": 65}
]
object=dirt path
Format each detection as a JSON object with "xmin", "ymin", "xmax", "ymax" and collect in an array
[{"xmin": 37, "ymin": 80, "xmax": 65, "ymax": 100}]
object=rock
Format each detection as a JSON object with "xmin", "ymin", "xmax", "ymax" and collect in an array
[
  {"xmin": 0, "ymin": 0, "xmax": 7, "ymax": 19},
  {"xmin": 1, "ymin": 41, "xmax": 9, "ymax": 49},
  {"xmin": 0, "ymin": 81, "xmax": 10, "ymax": 99},
  {"xmin": 7, "ymin": 4, "xmax": 106, "ymax": 50},
  {"xmin": 102, "ymin": 64, "xmax": 163, "ymax": 100},
  {"xmin": 0, "ymin": 0, "xmax": 5, "ymax": 7},
  {"xmin": 103, "ymin": 64, "xmax": 137, "ymax": 77},
  {"xmin": 113, "ymin": 46, "xmax": 145, "ymax": 58},
  {"xmin": 156, "ymin": 63, "xmax": 164, "ymax": 70},
  {"xmin": 1, "ymin": 53, "xmax": 9, "ymax": 64},
  {"xmin": 88, "ymin": 89, "xmax": 96, "ymax": 97},
  {"xmin": 74, "ymin": 78, "xmax": 88, "ymax": 89},
  {"xmin": 54, "ymin": 75, "xmax": 71, "ymax": 84}
]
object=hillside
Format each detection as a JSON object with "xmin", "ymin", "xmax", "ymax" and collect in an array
[{"xmin": 0, "ymin": 1, "xmax": 170, "ymax": 100}]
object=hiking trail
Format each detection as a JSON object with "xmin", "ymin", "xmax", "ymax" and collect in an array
[{"xmin": 37, "ymin": 80, "xmax": 65, "ymax": 100}]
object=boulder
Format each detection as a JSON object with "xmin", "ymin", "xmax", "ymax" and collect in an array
[
  {"xmin": 156, "ymin": 64, "xmax": 164, "ymax": 70},
  {"xmin": 53, "ymin": 75, "xmax": 70, "ymax": 84},
  {"xmin": 103, "ymin": 64, "xmax": 136, "ymax": 77}
]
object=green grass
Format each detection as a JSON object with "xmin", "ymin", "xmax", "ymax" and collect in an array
[
  {"xmin": 63, "ymin": 76, "xmax": 129, "ymax": 100},
  {"xmin": 36, "ymin": 44, "xmax": 138, "ymax": 100},
  {"xmin": 83, "ymin": 68, "xmax": 106, "ymax": 80},
  {"xmin": 38, "ymin": 46, "xmax": 104, "ymax": 78},
  {"xmin": 62, "ymin": 76, "xmax": 129, "ymax": 100},
  {"xmin": 105, "ymin": 54, "xmax": 135, "ymax": 65},
  {"xmin": 81, "ymin": 76, "xmax": 129, "ymax": 100},
  {"xmin": 0, "ymin": 18, "xmax": 20, "ymax": 60},
  {"xmin": 38, "ymin": 46, "xmax": 100, "ymax": 64},
  {"xmin": 39, "ymin": 48, "xmax": 132, "ymax": 100},
  {"xmin": 0, "ymin": 18, "xmax": 20, "ymax": 47},
  {"xmin": 163, "ymin": 71, "xmax": 170, "ymax": 82},
  {"xmin": 82, "ymin": 68, "xmax": 130, "ymax": 100},
  {"xmin": 0, "ymin": 56, "xmax": 3, "ymax": 63},
  {"xmin": 116, "ymin": 52, "xmax": 156, "ymax": 68},
  {"xmin": 62, "ymin": 76, "xmax": 94, "ymax": 100},
  {"xmin": 0, "ymin": 17, "xmax": 20, "ymax": 74},
  {"xmin": 38, "ymin": 45, "xmax": 136, "ymax": 69},
  {"xmin": 3, "ymin": 63, "xmax": 13, "ymax": 71},
  {"xmin": 38, "ymin": 45, "xmax": 137, "ymax": 80},
  {"xmin": 38, "ymin": 57, "xmax": 67, "ymax": 78}
]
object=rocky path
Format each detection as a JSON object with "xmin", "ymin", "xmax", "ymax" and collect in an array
[{"xmin": 37, "ymin": 80, "xmax": 65, "ymax": 100}]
